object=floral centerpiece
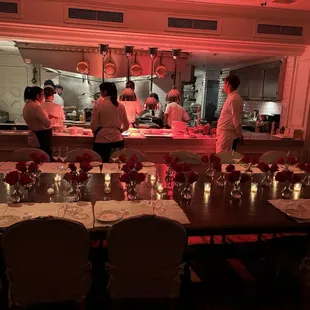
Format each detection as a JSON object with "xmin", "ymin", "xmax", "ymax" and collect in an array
[
  {"xmin": 297, "ymin": 163, "xmax": 310, "ymax": 187},
  {"xmin": 202, "ymin": 153, "xmax": 221, "ymax": 178},
  {"xmin": 278, "ymin": 156, "xmax": 297, "ymax": 171},
  {"xmin": 241, "ymin": 156, "xmax": 259, "ymax": 175},
  {"xmin": 119, "ymin": 155, "xmax": 145, "ymax": 200},
  {"xmin": 163, "ymin": 154, "xmax": 180, "ymax": 186},
  {"xmin": 3, "ymin": 163, "xmax": 35, "ymax": 203},
  {"xmin": 275, "ymin": 170, "xmax": 301, "ymax": 199},
  {"xmin": 258, "ymin": 162, "xmax": 279, "ymax": 187},
  {"xmin": 225, "ymin": 165, "xmax": 251, "ymax": 199}
]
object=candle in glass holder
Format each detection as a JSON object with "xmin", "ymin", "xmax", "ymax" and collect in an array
[
  {"xmin": 105, "ymin": 173, "xmax": 111, "ymax": 182},
  {"xmin": 204, "ymin": 182, "xmax": 211, "ymax": 193},
  {"xmin": 251, "ymin": 182, "xmax": 258, "ymax": 193},
  {"xmin": 157, "ymin": 183, "xmax": 164, "ymax": 193},
  {"xmin": 54, "ymin": 174, "xmax": 62, "ymax": 182},
  {"xmin": 294, "ymin": 182, "xmax": 302, "ymax": 192}
]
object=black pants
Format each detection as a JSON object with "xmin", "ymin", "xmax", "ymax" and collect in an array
[
  {"xmin": 232, "ymin": 138, "xmax": 239, "ymax": 151},
  {"xmin": 33, "ymin": 129, "xmax": 53, "ymax": 161},
  {"xmin": 93, "ymin": 140, "xmax": 125, "ymax": 163}
]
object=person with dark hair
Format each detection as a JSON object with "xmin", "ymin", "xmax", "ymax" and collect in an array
[
  {"xmin": 23, "ymin": 86, "xmax": 32, "ymax": 102},
  {"xmin": 141, "ymin": 92, "xmax": 164, "ymax": 128},
  {"xmin": 216, "ymin": 74, "xmax": 243, "ymax": 153},
  {"xmin": 43, "ymin": 87, "xmax": 65, "ymax": 127},
  {"xmin": 23, "ymin": 86, "xmax": 56, "ymax": 160},
  {"xmin": 119, "ymin": 88, "xmax": 142, "ymax": 126},
  {"xmin": 91, "ymin": 82, "xmax": 129, "ymax": 162}
]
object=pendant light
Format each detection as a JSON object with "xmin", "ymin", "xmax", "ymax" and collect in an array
[
  {"xmin": 148, "ymin": 47, "xmax": 158, "ymax": 94},
  {"xmin": 124, "ymin": 45, "xmax": 134, "ymax": 82}
]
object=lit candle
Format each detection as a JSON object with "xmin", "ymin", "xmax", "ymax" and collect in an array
[
  {"xmin": 105, "ymin": 173, "xmax": 111, "ymax": 182},
  {"xmin": 47, "ymin": 187, "xmax": 55, "ymax": 195},
  {"xmin": 157, "ymin": 183, "xmax": 164, "ymax": 193},
  {"xmin": 294, "ymin": 182, "xmax": 302, "ymax": 192},
  {"xmin": 54, "ymin": 174, "xmax": 62, "ymax": 182},
  {"xmin": 250, "ymin": 182, "xmax": 258, "ymax": 193},
  {"xmin": 150, "ymin": 174, "xmax": 157, "ymax": 182},
  {"xmin": 204, "ymin": 182, "xmax": 211, "ymax": 193}
]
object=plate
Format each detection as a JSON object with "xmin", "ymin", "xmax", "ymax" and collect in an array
[
  {"xmin": 96, "ymin": 210, "xmax": 123, "ymax": 223},
  {"xmin": 285, "ymin": 208, "xmax": 310, "ymax": 220},
  {"xmin": 66, "ymin": 206, "xmax": 83, "ymax": 214},
  {"xmin": 142, "ymin": 162, "xmax": 155, "ymax": 167},
  {"xmin": 71, "ymin": 213, "xmax": 89, "ymax": 220},
  {"xmin": 0, "ymin": 215, "xmax": 21, "ymax": 227}
]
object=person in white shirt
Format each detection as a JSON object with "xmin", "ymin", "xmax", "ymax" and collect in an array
[
  {"xmin": 42, "ymin": 86, "xmax": 65, "ymax": 127},
  {"xmin": 142, "ymin": 93, "xmax": 164, "ymax": 128},
  {"xmin": 216, "ymin": 74, "xmax": 243, "ymax": 153},
  {"xmin": 119, "ymin": 87, "xmax": 143, "ymax": 126},
  {"xmin": 164, "ymin": 88, "xmax": 190, "ymax": 128},
  {"xmin": 91, "ymin": 82, "xmax": 129, "ymax": 162}
]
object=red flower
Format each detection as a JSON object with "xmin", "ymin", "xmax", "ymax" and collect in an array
[
  {"xmin": 171, "ymin": 162, "xmax": 183, "ymax": 173},
  {"xmin": 258, "ymin": 162, "xmax": 270, "ymax": 173},
  {"xmin": 129, "ymin": 154, "xmax": 138, "ymax": 163},
  {"xmin": 175, "ymin": 172, "xmax": 186, "ymax": 183},
  {"xmin": 135, "ymin": 162, "xmax": 143, "ymax": 172},
  {"xmin": 3, "ymin": 171, "xmax": 19, "ymax": 186},
  {"xmin": 19, "ymin": 172, "xmax": 33, "ymax": 186},
  {"xmin": 122, "ymin": 162, "xmax": 135, "ymax": 173},
  {"xmin": 119, "ymin": 154, "xmax": 126, "ymax": 163},
  {"xmin": 183, "ymin": 163, "xmax": 192, "ymax": 172},
  {"xmin": 270, "ymin": 164, "xmax": 279, "ymax": 173},
  {"xmin": 286, "ymin": 156, "xmax": 297, "ymax": 166},
  {"xmin": 305, "ymin": 164, "xmax": 310, "ymax": 173},
  {"xmin": 188, "ymin": 171, "xmax": 198, "ymax": 184},
  {"xmin": 31, "ymin": 152, "xmax": 47, "ymax": 164},
  {"xmin": 240, "ymin": 173, "xmax": 250, "ymax": 183},
  {"xmin": 136, "ymin": 173, "xmax": 146, "ymax": 184},
  {"xmin": 226, "ymin": 171, "xmax": 241, "ymax": 183},
  {"xmin": 120, "ymin": 173, "xmax": 131, "ymax": 184},
  {"xmin": 298, "ymin": 163, "xmax": 306, "ymax": 171},
  {"xmin": 201, "ymin": 154, "xmax": 209, "ymax": 164},
  {"xmin": 291, "ymin": 174, "xmax": 301, "ymax": 184},
  {"xmin": 277, "ymin": 158, "xmax": 285, "ymax": 165},
  {"xmin": 226, "ymin": 164, "xmax": 235, "ymax": 172},
  {"xmin": 16, "ymin": 162, "xmax": 27, "ymax": 172},
  {"xmin": 275, "ymin": 171, "xmax": 286, "ymax": 182},
  {"xmin": 64, "ymin": 172, "xmax": 73, "ymax": 182},
  {"xmin": 210, "ymin": 128, "xmax": 217, "ymax": 135},
  {"xmin": 68, "ymin": 163, "xmax": 77, "ymax": 171},
  {"xmin": 275, "ymin": 170, "xmax": 296, "ymax": 183},
  {"xmin": 28, "ymin": 162, "xmax": 38, "ymax": 173},
  {"xmin": 173, "ymin": 156, "xmax": 181, "ymax": 163},
  {"xmin": 210, "ymin": 154, "xmax": 220, "ymax": 164},
  {"xmin": 80, "ymin": 161, "xmax": 92, "ymax": 172},
  {"xmin": 241, "ymin": 156, "xmax": 250, "ymax": 164},
  {"xmin": 163, "ymin": 154, "xmax": 173, "ymax": 165},
  {"xmin": 213, "ymin": 163, "xmax": 222, "ymax": 172},
  {"xmin": 76, "ymin": 171, "xmax": 89, "ymax": 183}
]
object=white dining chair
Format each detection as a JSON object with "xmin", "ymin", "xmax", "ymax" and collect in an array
[
  {"xmin": 216, "ymin": 151, "xmax": 243, "ymax": 164},
  {"xmin": 66, "ymin": 148, "xmax": 102, "ymax": 162},
  {"xmin": 9, "ymin": 148, "xmax": 50, "ymax": 162},
  {"xmin": 170, "ymin": 150, "xmax": 201, "ymax": 165},
  {"xmin": 107, "ymin": 215, "xmax": 187, "ymax": 299},
  {"xmin": 259, "ymin": 151, "xmax": 288, "ymax": 164},
  {"xmin": 2, "ymin": 217, "xmax": 91, "ymax": 308},
  {"xmin": 110, "ymin": 148, "xmax": 147, "ymax": 162}
]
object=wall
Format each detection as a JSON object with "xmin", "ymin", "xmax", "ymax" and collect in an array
[
  {"xmin": 243, "ymin": 100, "xmax": 282, "ymax": 115},
  {"xmin": 217, "ymin": 69, "xmax": 229, "ymax": 111}
]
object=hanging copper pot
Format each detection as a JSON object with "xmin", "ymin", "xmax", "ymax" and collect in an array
[
  {"xmin": 76, "ymin": 61, "xmax": 89, "ymax": 75},
  {"xmin": 104, "ymin": 50, "xmax": 116, "ymax": 76},
  {"xmin": 155, "ymin": 54, "xmax": 167, "ymax": 79},
  {"xmin": 130, "ymin": 52, "xmax": 142, "ymax": 77}
]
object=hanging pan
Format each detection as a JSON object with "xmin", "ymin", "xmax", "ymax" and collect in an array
[
  {"xmin": 130, "ymin": 52, "xmax": 142, "ymax": 77},
  {"xmin": 104, "ymin": 50, "xmax": 116, "ymax": 76},
  {"xmin": 155, "ymin": 54, "xmax": 167, "ymax": 79}
]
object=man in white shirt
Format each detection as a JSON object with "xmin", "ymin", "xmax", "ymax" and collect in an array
[
  {"xmin": 164, "ymin": 102, "xmax": 190, "ymax": 128},
  {"xmin": 216, "ymin": 75, "xmax": 243, "ymax": 153}
]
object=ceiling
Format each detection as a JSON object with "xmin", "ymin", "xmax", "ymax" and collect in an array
[{"xmin": 182, "ymin": 0, "xmax": 310, "ymax": 10}]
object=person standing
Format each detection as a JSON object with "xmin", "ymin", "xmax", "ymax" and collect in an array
[
  {"xmin": 216, "ymin": 75, "xmax": 243, "ymax": 153},
  {"xmin": 91, "ymin": 82, "xmax": 129, "ymax": 162},
  {"xmin": 23, "ymin": 86, "xmax": 56, "ymax": 160}
]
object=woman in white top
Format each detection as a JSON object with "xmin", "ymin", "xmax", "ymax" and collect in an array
[
  {"xmin": 119, "ymin": 88, "xmax": 143, "ymax": 126},
  {"xmin": 42, "ymin": 86, "xmax": 65, "ymax": 127},
  {"xmin": 23, "ymin": 86, "xmax": 57, "ymax": 160},
  {"xmin": 91, "ymin": 82, "xmax": 130, "ymax": 162}
]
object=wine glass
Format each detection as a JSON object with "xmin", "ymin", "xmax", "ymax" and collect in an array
[
  {"xmin": 154, "ymin": 182, "xmax": 166, "ymax": 214},
  {"xmin": 111, "ymin": 148, "xmax": 123, "ymax": 171},
  {"xmin": 146, "ymin": 171, "xmax": 159, "ymax": 206},
  {"xmin": 52, "ymin": 146, "xmax": 60, "ymax": 170}
]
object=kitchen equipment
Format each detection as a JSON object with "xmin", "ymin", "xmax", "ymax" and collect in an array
[
  {"xmin": 0, "ymin": 111, "xmax": 9, "ymax": 123},
  {"xmin": 76, "ymin": 61, "xmax": 89, "ymax": 75},
  {"xmin": 104, "ymin": 50, "xmax": 116, "ymax": 76},
  {"xmin": 130, "ymin": 52, "xmax": 142, "ymax": 77},
  {"xmin": 155, "ymin": 54, "xmax": 167, "ymax": 79}
]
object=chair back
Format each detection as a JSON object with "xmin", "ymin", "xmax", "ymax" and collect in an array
[
  {"xmin": 216, "ymin": 151, "xmax": 243, "ymax": 164},
  {"xmin": 110, "ymin": 148, "xmax": 147, "ymax": 162},
  {"xmin": 170, "ymin": 150, "xmax": 201, "ymax": 165},
  {"xmin": 259, "ymin": 151, "xmax": 288, "ymax": 164},
  {"xmin": 107, "ymin": 215, "xmax": 187, "ymax": 299},
  {"xmin": 9, "ymin": 148, "xmax": 50, "ymax": 162},
  {"xmin": 2, "ymin": 217, "xmax": 91, "ymax": 307},
  {"xmin": 66, "ymin": 148, "xmax": 102, "ymax": 162}
]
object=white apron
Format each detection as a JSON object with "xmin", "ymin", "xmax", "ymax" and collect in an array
[{"xmin": 216, "ymin": 129, "xmax": 237, "ymax": 153}]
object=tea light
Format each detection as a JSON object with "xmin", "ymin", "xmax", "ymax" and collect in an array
[
  {"xmin": 47, "ymin": 187, "xmax": 55, "ymax": 195},
  {"xmin": 294, "ymin": 182, "xmax": 302, "ymax": 192},
  {"xmin": 54, "ymin": 174, "xmax": 62, "ymax": 182},
  {"xmin": 150, "ymin": 174, "xmax": 157, "ymax": 182},
  {"xmin": 250, "ymin": 182, "xmax": 258, "ymax": 193},
  {"xmin": 157, "ymin": 183, "xmax": 164, "ymax": 193},
  {"xmin": 105, "ymin": 173, "xmax": 111, "ymax": 182},
  {"xmin": 204, "ymin": 182, "xmax": 211, "ymax": 193}
]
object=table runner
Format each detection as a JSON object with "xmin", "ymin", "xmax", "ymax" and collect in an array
[
  {"xmin": 269, "ymin": 199, "xmax": 310, "ymax": 223},
  {"xmin": 94, "ymin": 199, "xmax": 190, "ymax": 228}
]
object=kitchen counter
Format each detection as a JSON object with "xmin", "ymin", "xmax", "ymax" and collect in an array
[{"xmin": 0, "ymin": 130, "xmax": 304, "ymax": 162}]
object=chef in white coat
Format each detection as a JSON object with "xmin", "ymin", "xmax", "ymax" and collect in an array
[{"xmin": 216, "ymin": 75, "xmax": 243, "ymax": 153}]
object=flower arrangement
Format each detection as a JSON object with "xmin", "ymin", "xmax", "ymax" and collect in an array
[
  {"xmin": 257, "ymin": 162, "xmax": 279, "ymax": 187},
  {"xmin": 241, "ymin": 156, "xmax": 259, "ymax": 174},
  {"xmin": 163, "ymin": 154, "xmax": 180, "ymax": 185},
  {"xmin": 297, "ymin": 163, "xmax": 310, "ymax": 187},
  {"xmin": 201, "ymin": 153, "xmax": 222, "ymax": 178},
  {"xmin": 275, "ymin": 170, "xmax": 301, "ymax": 199},
  {"xmin": 278, "ymin": 156, "xmax": 297, "ymax": 171}
]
